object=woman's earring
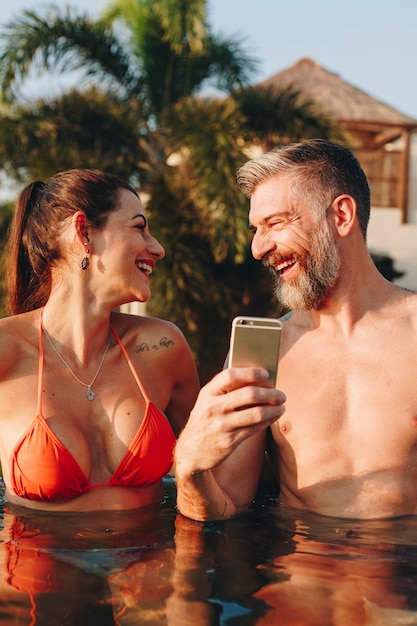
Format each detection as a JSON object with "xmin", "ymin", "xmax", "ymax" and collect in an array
[{"xmin": 81, "ymin": 246, "xmax": 90, "ymax": 271}]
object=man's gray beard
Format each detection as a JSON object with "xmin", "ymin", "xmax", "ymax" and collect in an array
[{"xmin": 270, "ymin": 222, "xmax": 341, "ymax": 311}]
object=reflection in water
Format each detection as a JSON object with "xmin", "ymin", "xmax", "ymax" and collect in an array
[{"xmin": 1, "ymin": 479, "xmax": 417, "ymax": 625}]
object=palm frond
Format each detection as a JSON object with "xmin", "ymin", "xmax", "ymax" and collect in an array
[
  {"xmin": 0, "ymin": 87, "xmax": 148, "ymax": 181},
  {"xmin": 0, "ymin": 5, "xmax": 141, "ymax": 102},
  {"xmin": 167, "ymin": 96, "xmax": 252, "ymax": 263},
  {"xmin": 153, "ymin": 0, "xmax": 207, "ymax": 54},
  {"xmin": 203, "ymin": 32, "xmax": 259, "ymax": 92}
]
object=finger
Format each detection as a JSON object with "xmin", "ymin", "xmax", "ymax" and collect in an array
[
  {"xmin": 226, "ymin": 400, "xmax": 285, "ymax": 431},
  {"xmin": 207, "ymin": 367, "xmax": 271, "ymax": 395},
  {"xmin": 217, "ymin": 383, "xmax": 286, "ymax": 412},
  {"xmin": 192, "ymin": 379, "xmax": 286, "ymax": 432},
  {"xmin": 204, "ymin": 404, "xmax": 285, "ymax": 456},
  {"xmin": 197, "ymin": 391, "xmax": 285, "ymax": 441}
]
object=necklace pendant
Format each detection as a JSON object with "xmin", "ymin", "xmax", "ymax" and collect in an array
[{"xmin": 86, "ymin": 388, "xmax": 96, "ymax": 401}]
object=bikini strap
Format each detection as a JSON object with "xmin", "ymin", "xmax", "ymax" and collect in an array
[
  {"xmin": 38, "ymin": 313, "xmax": 45, "ymax": 416},
  {"xmin": 110, "ymin": 327, "xmax": 150, "ymax": 403}
]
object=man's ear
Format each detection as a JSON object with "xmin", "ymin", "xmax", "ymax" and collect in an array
[{"xmin": 329, "ymin": 195, "xmax": 356, "ymax": 237}]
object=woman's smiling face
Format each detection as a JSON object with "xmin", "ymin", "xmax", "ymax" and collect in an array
[{"xmin": 89, "ymin": 188, "xmax": 165, "ymax": 306}]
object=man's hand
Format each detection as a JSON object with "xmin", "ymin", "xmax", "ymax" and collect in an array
[
  {"xmin": 174, "ymin": 367, "xmax": 286, "ymax": 520},
  {"xmin": 175, "ymin": 367, "xmax": 286, "ymax": 473}
]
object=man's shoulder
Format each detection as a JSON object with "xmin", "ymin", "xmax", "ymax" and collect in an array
[
  {"xmin": 391, "ymin": 285, "xmax": 417, "ymax": 311},
  {"xmin": 373, "ymin": 286, "xmax": 417, "ymax": 343}
]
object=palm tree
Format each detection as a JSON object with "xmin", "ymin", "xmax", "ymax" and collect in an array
[
  {"xmin": 0, "ymin": 87, "xmax": 145, "ymax": 181},
  {"xmin": 0, "ymin": 0, "xmax": 343, "ymax": 381}
]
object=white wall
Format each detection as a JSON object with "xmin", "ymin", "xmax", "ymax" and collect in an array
[
  {"xmin": 119, "ymin": 302, "xmax": 147, "ymax": 315},
  {"xmin": 368, "ymin": 207, "xmax": 417, "ymax": 291},
  {"xmin": 408, "ymin": 134, "xmax": 417, "ymax": 225}
]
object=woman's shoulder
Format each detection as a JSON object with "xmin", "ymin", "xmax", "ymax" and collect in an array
[
  {"xmin": 0, "ymin": 311, "xmax": 38, "ymax": 340},
  {"xmin": 0, "ymin": 311, "xmax": 39, "ymax": 374},
  {"xmin": 111, "ymin": 312, "xmax": 190, "ymax": 353},
  {"xmin": 110, "ymin": 313, "xmax": 196, "ymax": 399}
]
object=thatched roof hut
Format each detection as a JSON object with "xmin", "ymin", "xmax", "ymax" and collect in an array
[{"xmin": 260, "ymin": 57, "xmax": 417, "ymax": 222}]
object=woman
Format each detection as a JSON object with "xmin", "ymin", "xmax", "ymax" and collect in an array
[{"xmin": 0, "ymin": 168, "xmax": 200, "ymax": 511}]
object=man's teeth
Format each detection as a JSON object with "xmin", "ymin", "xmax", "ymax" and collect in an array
[
  {"xmin": 136, "ymin": 262, "xmax": 152, "ymax": 274},
  {"xmin": 276, "ymin": 259, "xmax": 294, "ymax": 272}
]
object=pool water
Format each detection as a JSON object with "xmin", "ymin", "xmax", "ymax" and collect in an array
[{"xmin": 1, "ymin": 477, "xmax": 417, "ymax": 625}]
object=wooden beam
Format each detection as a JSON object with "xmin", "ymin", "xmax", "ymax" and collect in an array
[{"xmin": 398, "ymin": 130, "xmax": 411, "ymax": 223}]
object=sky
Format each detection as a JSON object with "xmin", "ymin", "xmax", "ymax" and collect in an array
[{"xmin": 0, "ymin": 0, "xmax": 416, "ymax": 118}]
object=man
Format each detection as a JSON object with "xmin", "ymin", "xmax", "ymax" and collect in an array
[{"xmin": 174, "ymin": 138, "xmax": 417, "ymax": 521}]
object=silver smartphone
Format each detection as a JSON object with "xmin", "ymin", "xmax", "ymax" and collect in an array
[{"xmin": 228, "ymin": 316, "xmax": 282, "ymax": 387}]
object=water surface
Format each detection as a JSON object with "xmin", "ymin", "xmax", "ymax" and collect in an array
[{"xmin": 1, "ymin": 478, "xmax": 417, "ymax": 625}]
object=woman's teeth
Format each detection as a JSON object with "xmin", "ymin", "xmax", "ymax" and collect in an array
[{"xmin": 136, "ymin": 262, "xmax": 152, "ymax": 274}]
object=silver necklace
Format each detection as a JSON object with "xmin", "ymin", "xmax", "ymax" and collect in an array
[{"xmin": 41, "ymin": 317, "xmax": 111, "ymax": 401}]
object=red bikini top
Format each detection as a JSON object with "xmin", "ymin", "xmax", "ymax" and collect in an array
[{"xmin": 9, "ymin": 323, "xmax": 176, "ymax": 502}]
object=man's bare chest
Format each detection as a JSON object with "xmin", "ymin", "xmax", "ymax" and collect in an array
[{"xmin": 274, "ymin": 337, "xmax": 417, "ymax": 469}]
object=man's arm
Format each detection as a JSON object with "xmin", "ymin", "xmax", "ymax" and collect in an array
[{"xmin": 174, "ymin": 368, "xmax": 286, "ymax": 521}]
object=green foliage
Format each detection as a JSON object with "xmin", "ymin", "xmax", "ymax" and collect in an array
[
  {"xmin": 166, "ymin": 97, "xmax": 251, "ymax": 263},
  {"xmin": 0, "ymin": 87, "xmax": 148, "ymax": 181},
  {"xmin": 0, "ymin": 5, "xmax": 140, "ymax": 103}
]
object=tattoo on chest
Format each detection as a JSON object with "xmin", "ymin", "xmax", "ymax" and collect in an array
[{"xmin": 135, "ymin": 337, "xmax": 175, "ymax": 353}]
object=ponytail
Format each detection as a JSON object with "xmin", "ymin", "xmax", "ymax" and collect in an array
[{"xmin": 5, "ymin": 181, "xmax": 50, "ymax": 315}]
